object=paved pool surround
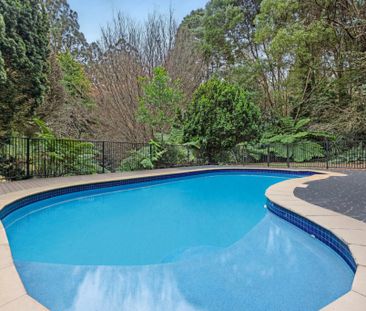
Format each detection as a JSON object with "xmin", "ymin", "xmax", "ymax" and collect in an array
[{"xmin": 0, "ymin": 167, "xmax": 365, "ymax": 310}]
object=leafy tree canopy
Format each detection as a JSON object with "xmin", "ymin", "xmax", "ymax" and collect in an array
[
  {"xmin": 188, "ymin": 0, "xmax": 366, "ymax": 140},
  {"xmin": 137, "ymin": 66, "xmax": 183, "ymax": 139},
  {"xmin": 0, "ymin": 0, "xmax": 50, "ymax": 135},
  {"xmin": 58, "ymin": 51, "xmax": 93, "ymax": 106},
  {"xmin": 45, "ymin": 0, "xmax": 89, "ymax": 60},
  {"xmin": 261, "ymin": 117, "xmax": 331, "ymax": 144},
  {"xmin": 0, "ymin": 15, "xmax": 5, "ymax": 84},
  {"xmin": 182, "ymin": 78, "xmax": 261, "ymax": 161}
]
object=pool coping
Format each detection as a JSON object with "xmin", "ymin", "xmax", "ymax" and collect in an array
[
  {"xmin": 0, "ymin": 167, "xmax": 365, "ymax": 310},
  {"xmin": 265, "ymin": 172, "xmax": 366, "ymax": 311}
]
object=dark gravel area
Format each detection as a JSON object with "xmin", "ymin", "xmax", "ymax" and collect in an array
[{"xmin": 295, "ymin": 170, "xmax": 366, "ymax": 222}]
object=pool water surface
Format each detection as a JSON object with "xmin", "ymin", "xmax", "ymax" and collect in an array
[{"xmin": 2, "ymin": 172, "xmax": 354, "ymax": 310}]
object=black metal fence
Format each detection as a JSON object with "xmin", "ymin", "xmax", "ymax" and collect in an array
[
  {"xmin": 0, "ymin": 137, "xmax": 199, "ymax": 180},
  {"xmin": 0, "ymin": 137, "xmax": 365, "ymax": 180},
  {"xmin": 217, "ymin": 139, "xmax": 366, "ymax": 170}
]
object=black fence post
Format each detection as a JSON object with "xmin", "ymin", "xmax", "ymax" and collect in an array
[
  {"xmin": 26, "ymin": 137, "xmax": 30, "ymax": 178},
  {"xmin": 267, "ymin": 145, "xmax": 270, "ymax": 167},
  {"xmin": 102, "ymin": 141, "xmax": 105, "ymax": 173},
  {"xmin": 149, "ymin": 143, "xmax": 153, "ymax": 162},
  {"xmin": 325, "ymin": 139, "xmax": 329, "ymax": 170},
  {"xmin": 286, "ymin": 144, "xmax": 290, "ymax": 168}
]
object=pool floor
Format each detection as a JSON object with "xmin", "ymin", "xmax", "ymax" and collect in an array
[{"xmin": 14, "ymin": 214, "xmax": 353, "ymax": 310}]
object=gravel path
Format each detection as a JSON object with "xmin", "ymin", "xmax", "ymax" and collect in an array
[{"xmin": 295, "ymin": 170, "xmax": 366, "ymax": 222}]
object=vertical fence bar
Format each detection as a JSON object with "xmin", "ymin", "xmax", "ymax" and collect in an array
[
  {"xmin": 102, "ymin": 141, "xmax": 105, "ymax": 173},
  {"xmin": 325, "ymin": 140, "xmax": 329, "ymax": 170},
  {"xmin": 26, "ymin": 137, "xmax": 30, "ymax": 178},
  {"xmin": 267, "ymin": 145, "xmax": 270, "ymax": 167},
  {"xmin": 149, "ymin": 143, "xmax": 153, "ymax": 163},
  {"xmin": 286, "ymin": 144, "xmax": 290, "ymax": 168},
  {"xmin": 187, "ymin": 147, "xmax": 190, "ymax": 165}
]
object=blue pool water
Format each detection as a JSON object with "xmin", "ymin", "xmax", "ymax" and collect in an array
[{"xmin": 2, "ymin": 171, "xmax": 354, "ymax": 310}]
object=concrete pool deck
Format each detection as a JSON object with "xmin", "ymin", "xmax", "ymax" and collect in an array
[{"xmin": 0, "ymin": 166, "xmax": 365, "ymax": 310}]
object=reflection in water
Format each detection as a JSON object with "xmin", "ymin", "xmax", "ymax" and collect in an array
[
  {"xmin": 67, "ymin": 268, "xmax": 202, "ymax": 311},
  {"xmin": 16, "ymin": 214, "xmax": 353, "ymax": 311}
]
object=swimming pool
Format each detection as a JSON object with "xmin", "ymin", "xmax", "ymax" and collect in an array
[{"xmin": 2, "ymin": 170, "xmax": 354, "ymax": 310}]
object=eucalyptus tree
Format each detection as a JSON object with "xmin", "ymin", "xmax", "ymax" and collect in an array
[
  {"xmin": 44, "ymin": 0, "xmax": 89, "ymax": 60},
  {"xmin": 166, "ymin": 9, "xmax": 208, "ymax": 105},
  {"xmin": 35, "ymin": 0, "xmax": 94, "ymax": 138},
  {"xmin": 196, "ymin": 0, "xmax": 366, "ymax": 139},
  {"xmin": 256, "ymin": 0, "xmax": 366, "ymax": 139}
]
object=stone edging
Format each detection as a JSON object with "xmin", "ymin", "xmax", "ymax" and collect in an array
[
  {"xmin": 265, "ymin": 171, "xmax": 366, "ymax": 310},
  {"xmin": 0, "ymin": 167, "xmax": 365, "ymax": 310}
]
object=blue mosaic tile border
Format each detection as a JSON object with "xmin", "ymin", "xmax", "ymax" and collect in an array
[
  {"xmin": 267, "ymin": 200, "xmax": 357, "ymax": 273},
  {"xmin": 0, "ymin": 168, "xmax": 315, "ymax": 220}
]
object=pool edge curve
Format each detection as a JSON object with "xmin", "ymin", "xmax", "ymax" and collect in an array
[
  {"xmin": 0, "ymin": 167, "xmax": 365, "ymax": 310},
  {"xmin": 265, "ymin": 172, "xmax": 366, "ymax": 310}
]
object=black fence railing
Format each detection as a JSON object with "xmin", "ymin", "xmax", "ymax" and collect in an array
[
  {"xmin": 216, "ymin": 139, "xmax": 366, "ymax": 170},
  {"xmin": 0, "ymin": 137, "xmax": 365, "ymax": 180},
  {"xmin": 0, "ymin": 137, "xmax": 201, "ymax": 180}
]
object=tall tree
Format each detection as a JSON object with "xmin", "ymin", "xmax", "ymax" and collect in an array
[
  {"xmin": 142, "ymin": 9, "xmax": 177, "ymax": 74},
  {"xmin": 256, "ymin": 0, "xmax": 366, "ymax": 139},
  {"xmin": 195, "ymin": 0, "xmax": 279, "ymax": 115},
  {"xmin": 138, "ymin": 66, "xmax": 183, "ymax": 139},
  {"xmin": 45, "ymin": 0, "xmax": 89, "ymax": 60},
  {"xmin": 166, "ymin": 9, "xmax": 208, "ymax": 106},
  {"xmin": 32, "ymin": 0, "xmax": 94, "ymax": 139},
  {"xmin": 202, "ymin": 0, "xmax": 261, "ymax": 70},
  {"xmin": 88, "ymin": 11, "xmax": 178, "ymax": 142},
  {"xmin": 196, "ymin": 0, "xmax": 366, "ymax": 140},
  {"xmin": 0, "ymin": 0, "xmax": 50, "ymax": 135},
  {"xmin": 38, "ymin": 51, "xmax": 96, "ymax": 138}
]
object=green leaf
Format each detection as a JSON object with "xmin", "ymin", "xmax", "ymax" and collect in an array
[
  {"xmin": 294, "ymin": 118, "xmax": 311, "ymax": 130},
  {"xmin": 141, "ymin": 158, "xmax": 154, "ymax": 169}
]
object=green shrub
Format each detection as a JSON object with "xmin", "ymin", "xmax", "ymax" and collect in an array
[
  {"xmin": 119, "ymin": 145, "xmax": 153, "ymax": 172},
  {"xmin": 31, "ymin": 119, "xmax": 101, "ymax": 176},
  {"xmin": 0, "ymin": 137, "xmax": 26, "ymax": 179},
  {"xmin": 330, "ymin": 142, "xmax": 366, "ymax": 164},
  {"xmin": 182, "ymin": 78, "xmax": 261, "ymax": 163},
  {"xmin": 119, "ymin": 140, "xmax": 199, "ymax": 172},
  {"xmin": 269, "ymin": 141, "xmax": 325, "ymax": 162},
  {"xmin": 261, "ymin": 117, "xmax": 330, "ymax": 162},
  {"xmin": 35, "ymin": 139, "xmax": 100, "ymax": 176}
]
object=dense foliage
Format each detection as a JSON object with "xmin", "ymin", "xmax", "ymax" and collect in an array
[
  {"xmin": 1, "ymin": 0, "xmax": 366, "ymax": 175},
  {"xmin": 2, "ymin": 0, "xmax": 366, "ymax": 141},
  {"xmin": 37, "ymin": 51, "xmax": 95, "ymax": 138},
  {"xmin": 137, "ymin": 67, "xmax": 183, "ymax": 139},
  {"xmin": 119, "ymin": 140, "xmax": 196, "ymax": 172},
  {"xmin": 192, "ymin": 0, "xmax": 366, "ymax": 140},
  {"xmin": 182, "ymin": 78, "xmax": 261, "ymax": 162},
  {"xmin": 32, "ymin": 118, "xmax": 100, "ymax": 175},
  {"xmin": 0, "ymin": 0, "xmax": 50, "ymax": 135},
  {"xmin": 45, "ymin": 0, "xmax": 89, "ymax": 58},
  {"xmin": 57, "ymin": 52, "xmax": 92, "ymax": 104}
]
